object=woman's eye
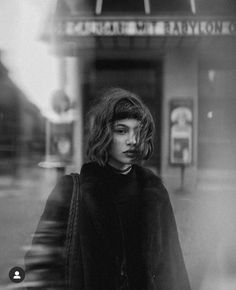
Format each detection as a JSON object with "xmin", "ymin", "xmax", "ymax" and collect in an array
[{"xmin": 114, "ymin": 128, "xmax": 127, "ymax": 134}]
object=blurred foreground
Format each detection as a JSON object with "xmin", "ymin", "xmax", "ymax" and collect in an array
[{"xmin": 0, "ymin": 162, "xmax": 236, "ymax": 290}]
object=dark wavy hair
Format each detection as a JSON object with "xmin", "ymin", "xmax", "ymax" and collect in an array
[{"xmin": 87, "ymin": 88, "xmax": 155, "ymax": 166}]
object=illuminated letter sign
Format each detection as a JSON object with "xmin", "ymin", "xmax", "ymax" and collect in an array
[{"xmin": 54, "ymin": 19, "xmax": 236, "ymax": 37}]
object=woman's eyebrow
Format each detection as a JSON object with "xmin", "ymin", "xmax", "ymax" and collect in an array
[
  {"xmin": 114, "ymin": 124, "xmax": 128, "ymax": 128},
  {"xmin": 114, "ymin": 123, "xmax": 140, "ymax": 130}
]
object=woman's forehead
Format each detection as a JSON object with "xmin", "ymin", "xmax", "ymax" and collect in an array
[{"xmin": 113, "ymin": 118, "xmax": 140, "ymax": 127}]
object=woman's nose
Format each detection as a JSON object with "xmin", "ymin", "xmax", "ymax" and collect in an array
[{"xmin": 126, "ymin": 132, "xmax": 137, "ymax": 145}]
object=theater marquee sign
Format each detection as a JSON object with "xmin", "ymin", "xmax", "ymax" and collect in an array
[{"xmin": 54, "ymin": 18, "xmax": 236, "ymax": 37}]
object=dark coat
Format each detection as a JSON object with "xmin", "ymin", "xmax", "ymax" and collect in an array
[{"xmin": 25, "ymin": 162, "xmax": 191, "ymax": 290}]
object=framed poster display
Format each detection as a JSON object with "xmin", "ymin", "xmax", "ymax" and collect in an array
[{"xmin": 169, "ymin": 99, "xmax": 193, "ymax": 165}]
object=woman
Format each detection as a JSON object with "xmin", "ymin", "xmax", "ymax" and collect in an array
[{"xmin": 25, "ymin": 88, "xmax": 191, "ymax": 289}]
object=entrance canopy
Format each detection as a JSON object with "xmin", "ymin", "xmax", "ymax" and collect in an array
[
  {"xmin": 41, "ymin": 0, "xmax": 236, "ymax": 54},
  {"xmin": 55, "ymin": 0, "xmax": 236, "ymax": 16},
  {"xmin": 48, "ymin": 0, "xmax": 236, "ymax": 39}
]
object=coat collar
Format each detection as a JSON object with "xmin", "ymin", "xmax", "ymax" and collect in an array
[
  {"xmin": 79, "ymin": 162, "xmax": 168, "ymax": 238},
  {"xmin": 80, "ymin": 162, "xmax": 167, "ymax": 199}
]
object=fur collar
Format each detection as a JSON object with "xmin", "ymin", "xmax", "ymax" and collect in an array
[{"xmin": 80, "ymin": 162, "xmax": 168, "ymax": 202}]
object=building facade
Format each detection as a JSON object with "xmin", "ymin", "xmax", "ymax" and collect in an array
[
  {"xmin": 45, "ymin": 0, "xmax": 236, "ymax": 190},
  {"xmin": 0, "ymin": 52, "xmax": 45, "ymax": 175}
]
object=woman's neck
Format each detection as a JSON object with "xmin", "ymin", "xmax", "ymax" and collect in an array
[{"xmin": 107, "ymin": 163, "xmax": 132, "ymax": 175}]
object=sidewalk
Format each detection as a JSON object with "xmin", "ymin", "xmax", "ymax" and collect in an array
[
  {"xmin": 0, "ymin": 165, "xmax": 59, "ymax": 287},
  {"xmin": 1, "ymin": 166, "xmax": 236, "ymax": 290}
]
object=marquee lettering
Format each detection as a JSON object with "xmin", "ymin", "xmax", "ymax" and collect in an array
[{"xmin": 55, "ymin": 19, "xmax": 236, "ymax": 37}]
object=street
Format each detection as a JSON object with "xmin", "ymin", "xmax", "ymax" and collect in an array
[
  {"xmin": 1, "ymin": 165, "xmax": 236, "ymax": 290},
  {"xmin": 0, "ymin": 166, "xmax": 58, "ymax": 288}
]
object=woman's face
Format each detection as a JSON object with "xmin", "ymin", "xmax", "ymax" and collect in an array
[{"xmin": 108, "ymin": 118, "xmax": 140, "ymax": 171}]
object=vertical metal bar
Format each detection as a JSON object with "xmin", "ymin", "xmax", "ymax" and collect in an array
[
  {"xmin": 95, "ymin": 0, "xmax": 103, "ymax": 14},
  {"xmin": 45, "ymin": 119, "xmax": 51, "ymax": 159},
  {"xmin": 144, "ymin": 0, "xmax": 150, "ymax": 14},
  {"xmin": 190, "ymin": 0, "xmax": 196, "ymax": 14}
]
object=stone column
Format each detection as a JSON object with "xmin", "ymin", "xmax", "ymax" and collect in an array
[
  {"xmin": 66, "ymin": 56, "xmax": 84, "ymax": 172},
  {"xmin": 162, "ymin": 47, "xmax": 198, "ymax": 190}
]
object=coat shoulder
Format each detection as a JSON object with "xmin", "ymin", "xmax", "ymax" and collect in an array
[
  {"xmin": 135, "ymin": 165, "xmax": 170, "ymax": 202},
  {"xmin": 48, "ymin": 174, "xmax": 74, "ymax": 206},
  {"xmin": 80, "ymin": 162, "xmax": 102, "ymax": 181}
]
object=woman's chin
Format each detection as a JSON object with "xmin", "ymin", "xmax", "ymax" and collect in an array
[{"xmin": 108, "ymin": 159, "xmax": 131, "ymax": 170}]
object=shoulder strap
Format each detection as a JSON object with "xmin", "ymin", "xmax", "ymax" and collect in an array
[{"xmin": 65, "ymin": 173, "xmax": 81, "ymax": 286}]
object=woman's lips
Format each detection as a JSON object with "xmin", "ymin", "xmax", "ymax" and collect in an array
[{"xmin": 123, "ymin": 150, "xmax": 137, "ymax": 158}]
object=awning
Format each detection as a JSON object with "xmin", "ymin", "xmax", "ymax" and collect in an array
[
  {"xmin": 40, "ymin": 0, "xmax": 236, "ymax": 52},
  {"xmin": 55, "ymin": 0, "xmax": 236, "ymax": 16}
]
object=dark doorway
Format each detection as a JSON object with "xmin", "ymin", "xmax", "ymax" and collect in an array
[{"xmin": 84, "ymin": 59, "xmax": 162, "ymax": 172}]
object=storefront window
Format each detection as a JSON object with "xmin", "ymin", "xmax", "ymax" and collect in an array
[{"xmin": 198, "ymin": 68, "xmax": 236, "ymax": 170}]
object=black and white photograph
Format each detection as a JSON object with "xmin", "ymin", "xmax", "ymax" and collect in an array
[{"xmin": 0, "ymin": 0, "xmax": 236, "ymax": 289}]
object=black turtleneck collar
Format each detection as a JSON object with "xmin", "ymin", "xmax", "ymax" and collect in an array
[{"xmin": 106, "ymin": 164, "xmax": 132, "ymax": 175}]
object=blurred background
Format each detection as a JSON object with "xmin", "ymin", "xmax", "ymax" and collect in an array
[{"xmin": 0, "ymin": 0, "xmax": 236, "ymax": 289}]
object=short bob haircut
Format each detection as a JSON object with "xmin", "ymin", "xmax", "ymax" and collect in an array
[{"xmin": 87, "ymin": 88, "xmax": 155, "ymax": 166}]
